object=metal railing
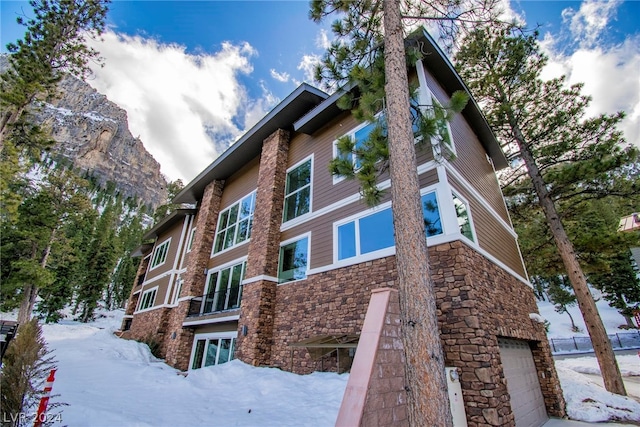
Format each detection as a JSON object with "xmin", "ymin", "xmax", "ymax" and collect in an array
[
  {"xmin": 549, "ymin": 330, "xmax": 640, "ymax": 354},
  {"xmin": 187, "ymin": 286, "xmax": 243, "ymax": 317}
]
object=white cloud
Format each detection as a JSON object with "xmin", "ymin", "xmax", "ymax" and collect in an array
[
  {"xmin": 316, "ymin": 29, "xmax": 331, "ymax": 50},
  {"xmin": 296, "ymin": 53, "xmax": 322, "ymax": 86},
  {"xmin": 242, "ymin": 81, "xmax": 279, "ymax": 131},
  {"xmin": 561, "ymin": 0, "xmax": 621, "ymax": 48},
  {"xmin": 539, "ymin": 34, "xmax": 640, "ymax": 150},
  {"xmin": 270, "ymin": 68, "xmax": 290, "ymax": 83},
  {"xmin": 85, "ymin": 31, "xmax": 259, "ymax": 182}
]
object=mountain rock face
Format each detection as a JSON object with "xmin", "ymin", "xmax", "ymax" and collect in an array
[{"xmin": 32, "ymin": 75, "xmax": 168, "ymax": 209}]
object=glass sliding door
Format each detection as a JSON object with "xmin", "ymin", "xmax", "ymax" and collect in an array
[{"xmin": 190, "ymin": 332, "xmax": 238, "ymax": 370}]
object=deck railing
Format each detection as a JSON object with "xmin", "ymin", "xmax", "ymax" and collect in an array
[{"xmin": 187, "ymin": 286, "xmax": 243, "ymax": 317}]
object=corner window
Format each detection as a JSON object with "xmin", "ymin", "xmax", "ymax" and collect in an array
[
  {"xmin": 150, "ymin": 239, "xmax": 170, "ymax": 270},
  {"xmin": 421, "ymin": 191, "xmax": 443, "ymax": 237},
  {"xmin": 213, "ymin": 192, "xmax": 256, "ymax": 253},
  {"xmin": 283, "ymin": 158, "xmax": 312, "ymax": 222},
  {"xmin": 138, "ymin": 288, "xmax": 157, "ymax": 311},
  {"xmin": 337, "ymin": 208, "xmax": 395, "ymax": 260},
  {"xmin": 278, "ymin": 236, "xmax": 309, "ymax": 283},
  {"xmin": 453, "ymin": 193, "xmax": 474, "ymax": 241},
  {"xmin": 336, "ymin": 191, "xmax": 443, "ymax": 261}
]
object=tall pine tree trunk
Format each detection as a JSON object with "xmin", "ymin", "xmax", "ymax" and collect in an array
[
  {"xmin": 515, "ymin": 126, "xmax": 626, "ymax": 395},
  {"xmin": 383, "ymin": 0, "xmax": 453, "ymax": 424}
]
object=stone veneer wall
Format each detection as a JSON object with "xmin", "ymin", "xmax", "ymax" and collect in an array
[
  {"xmin": 433, "ymin": 241, "xmax": 566, "ymax": 424},
  {"xmin": 121, "ymin": 307, "xmax": 171, "ymax": 356},
  {"xmin": 336, "ymin": 288, "xmax": 408, "ymax": 427},
  {"xmin": 235, "ymin": 129, "xmax": 290, "ymax": 366},
  {"xmin": 163, "ymin": 180, "xmax": 225, "ymax": 370},
  {"xmin": 269, "ymin": 241, "xmax": 565, "ymax": 426}
]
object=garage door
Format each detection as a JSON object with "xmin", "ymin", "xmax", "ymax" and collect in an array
[{"xmin": 498, "ymin": 338, "xmax": 548, "ymax": 427}]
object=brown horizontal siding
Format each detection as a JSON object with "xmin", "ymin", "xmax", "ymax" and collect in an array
[
  {"xmin": 219, "ymin": 156, "xmax": 259, "ymax": 208},
  {"xmin": 208, "ymin": 244, "xmax": 249, "ymax": 271},
  {"xmin": 281, "ymin": 168, "xmax": 439, "ymax": 270},
  {"xmin": 422, "ymin": 69, "xmax": 510, "ymax": 224},
  {"xmin": 448, "ymin": 180, "xmax": 526, "ymax": 278},
  {"xmin": 192, "ymin": 321, "xmax": 239, "ymax": 335},
  {"xmin": 145, "ymin": 219, "xmax": 188, "ymax": 280},
  {"xmin": 140, "ymin": 275, "xmax": 172, "ymax": 309}
]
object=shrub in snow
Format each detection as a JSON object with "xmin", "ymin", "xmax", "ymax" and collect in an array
[{"xmin": 0, "ymin": 319, "xmax": 65, "ymax": 426}]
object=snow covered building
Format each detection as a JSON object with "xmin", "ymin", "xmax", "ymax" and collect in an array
[{"xmin": 118, "ymin": 29, "xmax": 565, "ymax": 426}]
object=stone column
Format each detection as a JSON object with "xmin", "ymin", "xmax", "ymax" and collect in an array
[
  {"xmin": 235, "ymin": 129, "xmax": 290, "ymax": 366},
  {"xmin": 164, "ymin": 179, "xmax": 224, "ymax": 370}
]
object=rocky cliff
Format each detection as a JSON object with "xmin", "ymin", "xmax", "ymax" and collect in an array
[{"xmin": 29, "ymin": 75, "xmax": 168, "ymax": 208}]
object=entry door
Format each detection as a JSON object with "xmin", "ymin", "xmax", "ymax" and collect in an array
[{"xmin": 498, "ymin": 338, "xmax": 548, "ymax": 427}]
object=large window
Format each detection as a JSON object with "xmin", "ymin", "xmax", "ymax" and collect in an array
[
  {"xmin": 150, "ymin": 239, "xmax": 170, "ymax": 270},
  {"xmin": 138, "ymin": 288, "xmax": 157, "ymax": 311},
  {"xmin": 213, "ymin": 192, "xmax": 256, "ymax": 253},
  {"xmin": 283, "ymin": 158, "xmax": 311, "ymax": 222},
  {"xmin": 191, "ymin": 333, "xmax": 237, "ymax": 370},
  {"xmin": 337, "ymin": 208, "xmax": 395, "ymax": 260},
  {"xmin": 278, "ymin": 236, "xmax": 309, "ymax": 283},
  {"xmin": 203, "ymin": 262, "xmax": 245, "ymax": 314},
  {"xmin": 336, "ymin": 191, "xmax": 443, "ymax": 261}
]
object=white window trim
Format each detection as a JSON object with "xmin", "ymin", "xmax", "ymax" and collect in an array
[
  {"xmin": 149, "ymin": 238, "xmax": 171, "ymax": 271},
  {"xmin": 333, "ymin": 201, "xmax": 393, "ymax": 264},
  {"xmin": 204, "ymin": 257, "xmax": 248, "ymax": 295},
  {"xmin": 188, "ymin": 331, "xmax": 238, "ymax": 371},
  {"xmin": 186, "ymin": 227, "xmax": 196, "ymax": 252},
  {"xmin": 136, "ymin": 286, "xmax": 158, "ymax": 313},
  {"xmin": 170, "ymin": 274, "xmax": 183, "ymax": 306},
  {"xmin": 282, "ymin": 155, "xmax": 314, "ymax": 224},
  {"xmin": 211, "ymin": 190, "xmax": 257, "ymax": 257},
  {"xmin": 277, "ymin": 232, "xmax": 311, "ymax": 285},
  {"xmin": 332, "ymin": 117, "xmax": 383, "ymax": 185},
  {"xmin": 415, "ymin": 59, "xmax": 456, "ymax": 158},
  {"xmin": 332, "ymin": 184, "xmax": 448, "ymax": 265},
  {"xmin": 452, "ymin": 191, "xmax": 476, "ymax": 243}
]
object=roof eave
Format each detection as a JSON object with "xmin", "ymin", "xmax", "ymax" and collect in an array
[
  {"xmin": 294, "ymin": 28, "xmax": 508, "ymax": 170},
  {"xmin": 142, "ymin": 208, "xmax": 197, "ymax": 241},
  {"xmin": 174, "ymin": 84, "xmax": 328, "ymax": 204}
]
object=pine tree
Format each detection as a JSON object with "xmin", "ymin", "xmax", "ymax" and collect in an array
[
  {"xmin": 4, "ymin": 167, "xmax": 93, "ymax": 324},
  {"xmin": 76, "ymin": 199, "xmax": 120, "ymax": 322},
  {"xmin": 152, "ymin": 179, "xmax": 184, "ymax": 222},
  {"xmin": 0, "ymin": 0, "xmax": 110, "ymax": 151},
  {"xmin": 590, "ymin": 250, "xmax": 640, "ymax": 328},
  {"xmin": 310, "ymin": 0, "xmax": 500, "ymax": 423},
  {"xmin": 455, "ymin": 25, "xmax": 637, "ymax": 395}
]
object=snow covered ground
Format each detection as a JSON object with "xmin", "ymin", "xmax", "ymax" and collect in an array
[{"xmin": 3, "ymin": 296, "xmax": 640, "ymax": 426}]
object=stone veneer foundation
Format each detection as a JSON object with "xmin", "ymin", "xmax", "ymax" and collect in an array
[{"xmin": 267, "ymin": 241, "xmax": 565, "ymax": 426}]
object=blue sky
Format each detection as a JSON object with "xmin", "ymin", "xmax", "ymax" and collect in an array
[{"xmin": 2, "ymin": 0, "xmax": 639, "ymax": 181}]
